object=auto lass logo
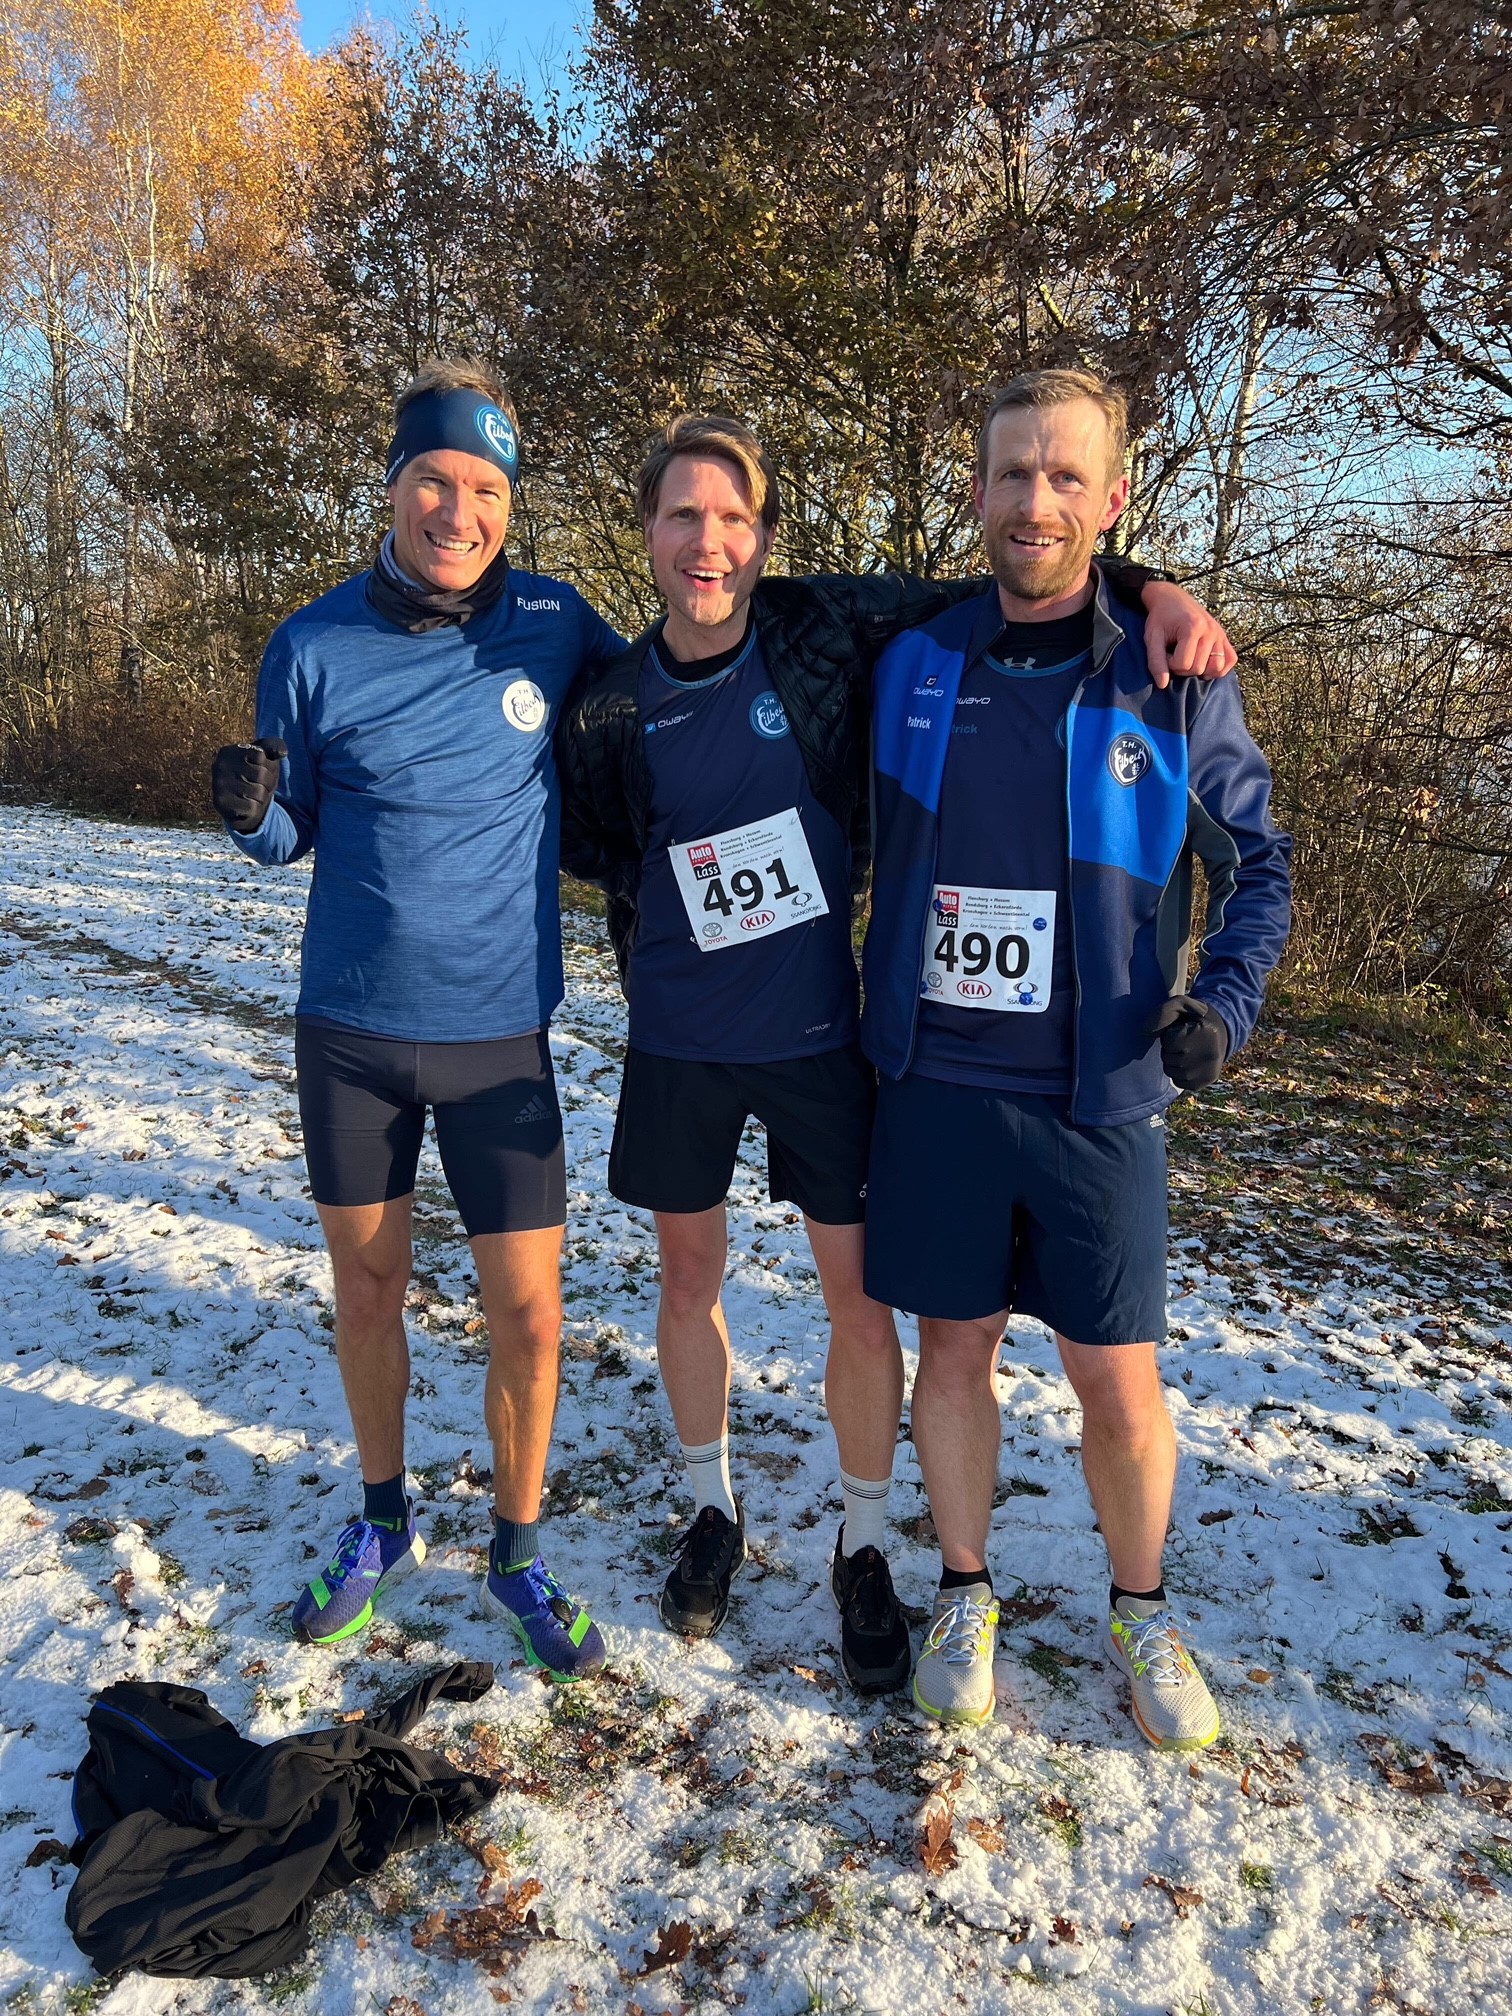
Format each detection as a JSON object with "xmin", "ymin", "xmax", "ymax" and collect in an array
[{"xmin": 749, "ymin": 691, "xmax": 789, "ymax": 739}]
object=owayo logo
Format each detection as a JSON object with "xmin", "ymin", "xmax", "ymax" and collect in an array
[
  {"xmin": 749, "ymin": 691, "xmax": 789, "ymax": 740},
  {"xmin": 1107, "ymin": 731, "xmax": 1153, "ymax": 786},
  {"xmin": 476, "ymin": 406, "xmax": 518, "ymax": 469},
  {"xmin": 502, "ymin": 678, "xmax": 546, "ymax": 732}
]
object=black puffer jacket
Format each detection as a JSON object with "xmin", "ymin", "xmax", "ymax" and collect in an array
[{"xmin": 558, "ymin": 563, "xmax": 1155, "ymax": 976}]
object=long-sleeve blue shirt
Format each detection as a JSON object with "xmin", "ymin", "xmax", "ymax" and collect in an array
[{"xmin": 231, "ymin": 567, "xmax": 625, "ymax": 1042}]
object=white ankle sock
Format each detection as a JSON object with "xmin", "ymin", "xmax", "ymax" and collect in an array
[
  {"xmin": 839, "ymin": 1469, "xmax": 891, "ymax": 1556},
  {"xmin": 680, "ymin": 1434, "xmax": 737, "ymax": 1522}
]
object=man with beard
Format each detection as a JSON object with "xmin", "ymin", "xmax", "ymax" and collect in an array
[
  {"xmin": 211, "ymin": 360, "xmax": 622, "ymax": 1681},
  {"xmin": 558, "ymin": 410, "xmax": 1236, "ymax": 1694},
  {"xmin": 862, "ymin": 370, "xmax": 1291, "ymax": 1739}
]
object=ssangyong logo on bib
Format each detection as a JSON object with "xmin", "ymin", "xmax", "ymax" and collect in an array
[
  {"xmin": 687, "ymin": 841, "xmax": 720, "ymax": 881},
  {"xmin": 749, "ymin": 691, "xmax": 789, "ymax": 739},
  {"xmin": 1107, "ymin": 731, "xmax": 1153, "ymax": 785},
  {"xmin": 501, "ymin": 678, "xmax": 546, "ymax": 732},
  {"xmin": 741, "ymin": 910, "xmax": 776, "ymax": 931},
  {"xmin": 957, "ymin": 979, "xmax": 991, "ymax": 998}
]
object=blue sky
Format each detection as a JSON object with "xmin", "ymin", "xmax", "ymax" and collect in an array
[{"xmin": 292, "ymin": 0, "xmax": 591, "ymax": 91}]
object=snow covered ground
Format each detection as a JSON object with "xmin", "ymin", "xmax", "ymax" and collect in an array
[{"xmin": 0, "ymin": 803, "xmax": 1510, "ymax": 2016}]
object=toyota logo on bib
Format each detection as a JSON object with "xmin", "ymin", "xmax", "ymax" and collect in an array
[
  {"xmin": 1107, "ymin": 731, "xmax": 1153, "ymax": 785},
  {"xmin": 502, "ymin": 678, "xmax": 546, "ymax": 732},
  {"xmin": 749, "ymin": 691, "xmax": 789, "ymax": 739}
]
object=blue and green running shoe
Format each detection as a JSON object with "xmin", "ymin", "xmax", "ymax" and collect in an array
[
  {"xmin": 292, "ymin": 1511, "xmax": 426, "ymax": 1646},
  {"xmin": 483, "ymin": 1554, "xmax": 605, "ymax": 1682}
]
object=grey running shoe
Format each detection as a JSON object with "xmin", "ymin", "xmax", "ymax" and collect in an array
[
  {"xmin": 912, "ymin": 1580, "xmax": 999, "ymax": 1724},
  {"xmin": 1108, "ymin": 1601, "xmax": 1221, "ymax": 1751}
]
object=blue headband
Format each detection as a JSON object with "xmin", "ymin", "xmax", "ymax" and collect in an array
[{"xmin": 384, "ymin": 388, "xmax": 519, "ymax": 487}]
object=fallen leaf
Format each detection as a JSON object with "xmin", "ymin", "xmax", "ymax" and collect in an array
[
  {"xmin": 965, "ymin": 1817, "xmax": 1006, "ymax": 1853},
  {"xmin": 920, "ymin": 1808, "xmax": 957, "ymax": 1876},
  {"xmin": 1049, "ymin": 1915, "xmax": 1078, "ymax": 1945},
  {"xmin": 25, "ymin": 1839, "xmax": 68, "ymax": 1867},
  {"xmin": 640, "ymin": 1921, "xmax": 692, "ymax": 1974},
  {"xmin": 1197, "ymin": 1509, "xmax": 1234, "ymax": 1525},
  {"xmin": 1143, "ymin": 1873, "xmax": 1202, "ymax": 1917},
  {"xmin": 1248, "ymin": 1668, "xmax": 1274, "ymax": 1684},
  {"xmin": 1459, "ymin": 1774, "xmax": 1512, "ymax": 1815}
]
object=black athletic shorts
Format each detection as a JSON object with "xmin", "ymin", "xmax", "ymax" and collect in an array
[
  {"xmin": 608, "ymin": 1042, "xmax": 875, "ymax": 1224},
  {"xmin": 294, "ymin": 1021, "xmax": 566, "ymax": 1236},
  {"xmin": 863, "ymin": 1074, "xmax": 1168, "ymax": 1342}
]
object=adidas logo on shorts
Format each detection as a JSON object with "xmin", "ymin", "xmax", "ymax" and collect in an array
[{"xmin": 514, "ymin": 1094, "xmax": 551, "ymax": 1126}]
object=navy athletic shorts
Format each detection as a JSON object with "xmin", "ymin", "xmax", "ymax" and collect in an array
[
  {"xmin": 294, "ymin": 1021, "xmax": 566, "ymax": 1236},
  {"xmin": 863, "ymin": 1074, "xmax": 1168, "ymax": 1341},
  {"xmin": 608, "ymin": 1042, "xmax": 875, "ymax": 1224}
]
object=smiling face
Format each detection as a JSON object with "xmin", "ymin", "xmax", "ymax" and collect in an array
[
  {"xmin": 974, "ymin": 398, "xmax": 1129, "ymax": 619},
  {"xmin": 645, "ymin": 452, "xmax": 775, "ymax": 658},
  {"xmin": 389, "ymin": 449, "xmax": 512, "ymax": 591}
]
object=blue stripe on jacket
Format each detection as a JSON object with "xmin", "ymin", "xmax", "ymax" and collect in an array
[{"xmin": 862, "ymin": 578, "xmax": 1292, "ymax": 1125}]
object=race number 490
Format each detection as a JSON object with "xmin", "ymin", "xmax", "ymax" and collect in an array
[
  {"xmin": 930, "ymin": 927, "xmax": 1030, "ymax": 980},
  {"xmin": 701, "ymin": 855, "xmax": 801, "ymax": 919}
]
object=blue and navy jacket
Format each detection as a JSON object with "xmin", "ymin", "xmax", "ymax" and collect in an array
[{"xmin": 862, "ymin": 574, "xmax": 1292, "ymax": 1125}]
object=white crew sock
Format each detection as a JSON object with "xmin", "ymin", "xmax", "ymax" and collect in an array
[
  {"xmin": 839, "ymin": 1469, "xmax": 892, "ymax": 1556},
  {"xmin": 680, "ymin": 1434, "xmax": 737, "ymax": 1522}
]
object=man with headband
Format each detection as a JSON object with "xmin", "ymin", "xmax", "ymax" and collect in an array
[{"xmin": 211, "ymin": 359, "xmax": 623, "ymax": 1682}]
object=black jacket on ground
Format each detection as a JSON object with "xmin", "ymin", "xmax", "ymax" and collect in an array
[
  {"xmin": 557, "ymin": 562, "xmax": 1155, "ymax": 977},
  {"xmin": 65, "ymin": 1662, "xmax": 498, "ymax": 1979}
]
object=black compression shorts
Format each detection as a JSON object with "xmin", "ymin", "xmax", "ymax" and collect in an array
[
  {"xmin": 294, "ymin": 1021, "xmax": 566, "ymax": 1235},
  {"xmin": 607, "ymin": 1042, "xmax": 875, "ymax": 1224}
]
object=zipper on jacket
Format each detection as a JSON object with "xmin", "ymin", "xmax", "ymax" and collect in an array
[
  {"xmin": 1062, "ymin": 674, "xmax": 1091, "ymax": 1126},
  {"xmin": 94, "ymin": 1701, "xmax": 217, "ymax": 1781}
]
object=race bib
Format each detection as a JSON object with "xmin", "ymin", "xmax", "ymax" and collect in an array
[
  {"xmin": 670, "ymin": 807, "xmax": 829, "ymax": 952},
  {"xmin": 921, "ymin": 885, "xmax": 1056, "ymax": 1011}
]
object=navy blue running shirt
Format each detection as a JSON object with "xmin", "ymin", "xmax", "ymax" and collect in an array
[
  {"xmin": 912, "ymin": 597, "xmax": 1094, "ymax": 1095},
  {"xmin": 628, "ymin": 627, "xmax": 859, "ymax": 1062},
  {"xmin": 231, "ymin": 569, "xmax": 624, "ymax": 1042}
]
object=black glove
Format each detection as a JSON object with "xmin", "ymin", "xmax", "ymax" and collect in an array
[
  {"xmin": 1149, "ymin": 994, "xmax": 1229, "ymax": 1091},
  {"xmin": 212, "ymin": 737, "xmax": 287, "ymax": 834}
]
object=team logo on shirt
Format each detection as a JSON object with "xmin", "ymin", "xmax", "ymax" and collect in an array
[
  {"xmin": 749, "ymin": 691, "xmax": 790, "ymax": 739},
  {"xmin": 477, "ymin": 406, "xmax": 518, "ymax": 467},
  {"xmin": 1108, "ymin": 731, "xmax": 1153, "ymax": 785},
  {"xmin": 502, "ymin": 678, "xmax": 546, "ymax": 732}
]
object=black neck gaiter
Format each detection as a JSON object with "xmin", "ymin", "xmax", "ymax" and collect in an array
[{"xmin": 366, "ymin": 535, "xmax": 512, "ymax": 634}]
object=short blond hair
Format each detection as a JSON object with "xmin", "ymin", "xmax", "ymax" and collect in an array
[
  {"xmin": 395, "ymin": 357, "xmax": 519, "ymax": 430},
  {"xmin": 636, "ymin": 414, "xmax": 780, "ymax": 530},
  {"xmin": 976, "ymin": 369, "xmax": 1128, "ymax": 483}
]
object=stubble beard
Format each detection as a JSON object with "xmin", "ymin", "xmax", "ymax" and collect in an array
[{"xmin": 985, "ymin": 519, "xmax": 1098, "ymax": 607}]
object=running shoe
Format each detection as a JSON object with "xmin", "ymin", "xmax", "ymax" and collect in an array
[
  {"xmin": 484, "ymin": 1554, "xmax": 606, "ymax": 1682},
  {"xmin": 912, "ymin": 1580, "xmax": 999, "ymax": 1724},
  {"xmin": 830, "ymin": 1528, "xmax": 911, "ymax": 1694},
  {"xmin": 1108, "ymin": 1600, "xmax": 1222, "ymax": 1751},
  {"xmin": 292, "ymin": 1510, "xmax": 425, "ymax": 1646},
  {"xmin": 659, "ymin": 1502, "xmax": 747, "ymax": 1638}
]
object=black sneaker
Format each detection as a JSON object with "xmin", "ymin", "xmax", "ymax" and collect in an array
[
  {"xmin": 660, "ymin": 1502, "xmax": 747, "ymax": 1638},
  {"xmin": 830, "ymin": 1527, "xmax": 911, "ymax": 1694}
]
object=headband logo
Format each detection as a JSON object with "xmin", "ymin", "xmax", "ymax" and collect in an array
[{"xmin": 477, "ymin": 407, "xmax": 518, "ymax": 469}]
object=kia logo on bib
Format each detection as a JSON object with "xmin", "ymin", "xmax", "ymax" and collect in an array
[
  {"xmin": 1107, "ymin": 732, "xmax": 1153, "ymax": 785},
  {"xmin": 741, "ymin": 910, "xmax": 777, "ymax": 931},
  {"xmin": 749, "ymin": 691, "xmax": 789, "ymax": 740},
  {"xmin": 957, "ymin": 979, "xmax": 991, "ymax": 998}
]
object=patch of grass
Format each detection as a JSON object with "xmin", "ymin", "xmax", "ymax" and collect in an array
[
  {"xmin": 1473, "ymin": 1838, "xmax": 1512, "ymax": 1879},
  {"xmin": 263, "ymin": 1965, "xmax": 316, "ymax": 2005},
  {"xmin": 157, "ymin": 1551, "xmax": 187, "ymax": 1589},
  {"xmin": 1240, "ymin": 1860, "xmax": 1274, "ymax": 1891},
  {"xmin": 1343, "ymin": 1506, "xmax": 1423, "ymax": 1547},
  {"xmin": 1022, "ymin": 1643, "xmax": 1079, "ymax": 1697},
  {"xmin": 1464, "ymin": 1486, "xmax": 1512, "ymax": 1515}
]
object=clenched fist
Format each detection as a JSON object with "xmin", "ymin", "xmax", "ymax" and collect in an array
[
  {"xmin": 1148, "ymin": 995, "xmax": 1230, "ymax": 1092},
  {"xmin": 212, "ymin": 737, "xmax": 287, "ymax": 835}
]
